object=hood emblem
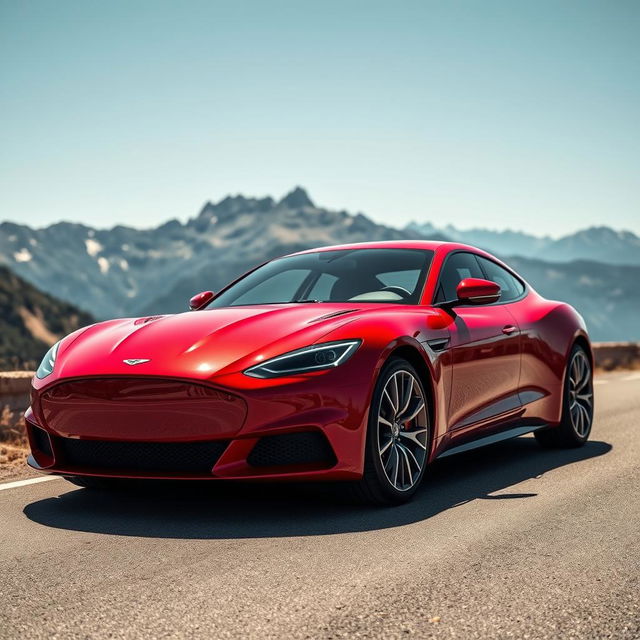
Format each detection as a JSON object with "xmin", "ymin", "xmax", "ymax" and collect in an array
[{"xmin": 123, "ymin": 358, "xmax": 151, "ymax": 366}]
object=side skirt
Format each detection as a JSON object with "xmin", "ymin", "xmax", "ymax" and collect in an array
[{"xmin": 436, "ymin": 425, "xmax": 546, "ymax": 459}]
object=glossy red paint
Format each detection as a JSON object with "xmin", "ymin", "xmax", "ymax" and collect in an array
[
  {"xmin": 27, "ymin": 240, "xmax": 590, "ymax": 483},
  {"xmin": 189, "ymin": 290, "xmax": 215, "ymax": 311},
  {"xmin": 456, "ymin": 278, "xmax": 501, "ymax": 304}
]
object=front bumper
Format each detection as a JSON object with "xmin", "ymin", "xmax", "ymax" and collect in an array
[{"xmin": 26, "ymin": 372, "xmax": 372, "ymax": 482}]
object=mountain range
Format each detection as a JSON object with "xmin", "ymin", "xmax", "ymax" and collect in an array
[
  {"xmin": 1, "ymin": 187, "xmax": 639, "ymax": 344},
  {"xmin": 0, "ymin": 188, "xmax": 437, "ymax": 319},
  {"xmin": 407, "ymin": 222, "xmax": 640, "ymax": 265}
]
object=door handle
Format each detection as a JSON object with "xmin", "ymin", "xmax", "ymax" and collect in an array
[{"xmin": 502, "ymin": 325, "xmax": 517, "ymax": 335}]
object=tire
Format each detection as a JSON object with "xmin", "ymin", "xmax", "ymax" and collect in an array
[
  {"xmin": 63, "ymin": 476, "xmax": 134, "ymax": 491},
  {"xmin": 349, "ymin": 358, "xmax": 430, "ymax": 505},
  {"xmin": 534, "ymin": 344, "xmax": 594, "ymax": 448}
]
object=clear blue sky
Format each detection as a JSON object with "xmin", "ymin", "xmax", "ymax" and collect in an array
[{"xmin": 1, "ymin": 0, "xmax": 638, "ymax": 236}]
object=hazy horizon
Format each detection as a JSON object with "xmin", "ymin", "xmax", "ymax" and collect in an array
[
  {"xmin": 1, "ymin": 185, "xmax": 638, "ymax": 241},
  {"xmin": 1, "ymin": 1, "xmax": 638, "ymax": 235}
]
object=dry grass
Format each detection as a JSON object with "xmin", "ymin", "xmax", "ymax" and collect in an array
[
  {"xmin": 593, "ymin": 342, "xmax": 640, "ymax": 371},
  {"xmin": 0, "ymin": 443, "xmax": 29, "ymax": 468},
  {"xmin": 0, "ymin": 404, "xmax": 32, "ymax": 481},
  {"xmin": 0, "ymin": 404, "xmax": 27, "ymax": 447},
  {"xmin": 0, "ymin": 444, "xmax": 34, "ymax": 482}
]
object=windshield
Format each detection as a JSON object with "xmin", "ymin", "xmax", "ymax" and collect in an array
[{"xmin": 209, "ymin": 248, "xmax": 434, "ymax": 307}]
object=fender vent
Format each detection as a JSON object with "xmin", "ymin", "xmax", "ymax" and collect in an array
[
  {"xmin": 134, "ymin": 315, "xmax": 165, "ymax": 325},
  {"xmin": 309, "ymin": 309, "xmax": 359, "ymax": 323}
]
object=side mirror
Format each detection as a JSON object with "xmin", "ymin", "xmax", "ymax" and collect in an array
[
  {"xmin": 455, "ymin": 278, "xmax": 501, "ymax": 305},
  {"xmin": 189, "ymin": 290, "xmax": 214, "ymax": 311}
]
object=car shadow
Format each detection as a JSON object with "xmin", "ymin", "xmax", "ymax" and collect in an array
[{"xmin": 23, "ymin": 437, "xmax": 611, "ymax": 539}]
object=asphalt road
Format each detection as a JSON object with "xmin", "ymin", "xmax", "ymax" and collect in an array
[{"xmin": 1, "ymin": 371, "xmax": 639, "ymax": 639}]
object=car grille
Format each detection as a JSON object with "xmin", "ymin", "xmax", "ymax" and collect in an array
[
  {"xmin": 38, "ymin": 377, "xmax": 246, "ymax": 441},
  {"xmin": 53, "ymin": 437, "xmax": 229, "ymax": 473},
  {"xmin": 247, "ymin": 432, "xmax": 336, "ymax": 468}
]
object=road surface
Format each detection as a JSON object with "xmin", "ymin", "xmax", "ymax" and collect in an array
[{"xmin": 1, "ymin": 371, "xmax": 639, "ymax": 639}]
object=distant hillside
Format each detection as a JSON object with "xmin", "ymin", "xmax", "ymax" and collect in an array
[
  {"xmin": 0, "ymin": 187, "xmax": 445, "ymax": 319},
  {"xmin": 408, "ymin": 222, "xmax": 640, "ymax": 266},
  {"xmin": 0, "ymin": 265, "xmax": 93, "ymax": 369},
  {"xmin": 505, "ymin": 257, "xmax": 640, "ymax": 342}
]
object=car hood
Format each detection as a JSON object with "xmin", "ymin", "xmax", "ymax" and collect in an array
[{"xmin": 51, "ymin": 304, "xmax": 367, "ymax": 382}]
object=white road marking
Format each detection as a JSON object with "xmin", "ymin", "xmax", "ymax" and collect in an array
[
  {"xmin": 622, "ymin": 372, "xmax": 640, "ymax": 382},
  {"xmin": 594, "ymin": 379, "xmax": 609, "ymax": 385},
  {"xmin": 0, "ymin": 476, "xmax": 62, "ymax": 492}
]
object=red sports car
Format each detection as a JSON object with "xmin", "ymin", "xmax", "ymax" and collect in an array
[{"xmin": 27, "ymin": 241, "xmax": 594, "ymax": 504}]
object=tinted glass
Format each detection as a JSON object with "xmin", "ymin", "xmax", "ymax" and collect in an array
[
  {"xmin": 209, "ymin": 249, "xmax": 434, "ymax": 307},
  {"xmin": 378, "ymin": 269, "xmax": 422, "ymax": 291},
  {"xmin": 306, "ymin": 272, "xmax": 338, "ymax": 300},
  {"xmin": 477, "ymin": 257, "xmax": 525, "ymax": 302},
  {"xmin": 435, "ymin": 252, "xmax": 484, "ymax": 303},
  {"xmin": 230, "ymin": 270, "xmax": 309, "ymax": 306}
]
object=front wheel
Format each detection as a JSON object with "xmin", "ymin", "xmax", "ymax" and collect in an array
[
  {"xmin": 535, "ymin": 344, "xmax": 594, "ymax": 448},
  {"xmin": 350, "ymin": 358, "xmax": 430, "ymax": 505}
]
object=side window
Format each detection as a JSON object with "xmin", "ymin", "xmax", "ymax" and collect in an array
[
  {"xmin": 306, "ymin": 272, "xmax": 338, "ymax": 300},
  {"xmin": 435, "ymin": 252, "xmax": 484, "ymax": 303},
  {"xmin": 477, "ymin": 257, "xmax": 525, "ymax": 302}
]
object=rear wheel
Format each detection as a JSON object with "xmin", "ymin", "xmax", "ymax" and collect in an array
[
  {"xmin": 350, "ymin": 358, "xmax": 430, "ymax": 505},
  {"xmin": 534, "ymin": 345, "xmax": 593, "ymax": 448}
]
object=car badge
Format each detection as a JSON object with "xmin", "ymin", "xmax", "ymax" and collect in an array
[{"xmin": 123, "ymin": 358, "xmax": 151, "ymax": 366}]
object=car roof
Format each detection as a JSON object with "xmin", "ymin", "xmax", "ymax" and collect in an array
[{"xmin": 288, "ymin": 240, "xmax": 486, "ymax": 256}]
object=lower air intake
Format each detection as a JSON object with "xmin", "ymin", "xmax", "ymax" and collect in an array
[
  {"xmin": 32, "ymin": 426, "xmax": 53, "ymax": 457},
  {"xmin": 54, "ymin": 437, "xmax": 229, "ymax": 473},
  {"xmin": 247, "ymin": 432, "xmax": 336, "ymax": 468}
]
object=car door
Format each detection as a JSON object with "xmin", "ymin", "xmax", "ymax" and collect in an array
[{"xmin": 433, "ymin": 251, "xmax": 522, "ymax": 434}]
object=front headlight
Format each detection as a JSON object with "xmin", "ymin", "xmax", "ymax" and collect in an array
[
  {"xmin": 35, "ymin": 341, "xmax": 61, "ymax": 379},
  {"xmin": 244, "ymin": 340, "xmax": 361, "ymax": 378}
]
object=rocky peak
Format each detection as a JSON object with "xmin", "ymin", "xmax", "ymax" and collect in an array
[
  {"xmin": 278, "ymin": 187, "xmax": 314, "ymax": 210},
  {"xmin": 197, "ymin": 201, "xmax": 217, "ymax": 219}
]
